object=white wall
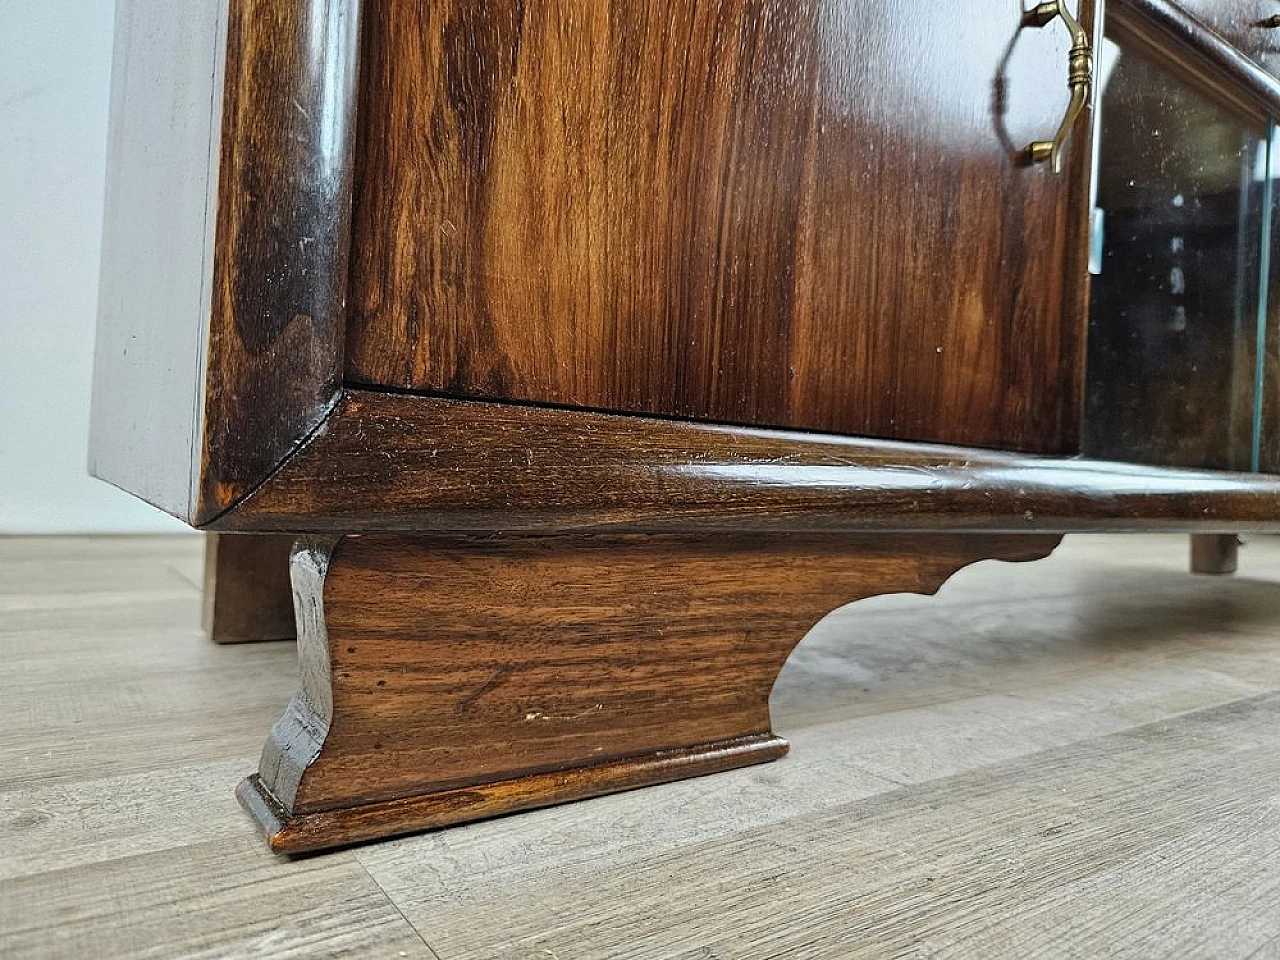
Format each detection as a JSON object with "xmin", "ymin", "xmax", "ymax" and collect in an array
[{"xmin": 0, "ymin": 2, "xmax": 185, "ymax": 533}]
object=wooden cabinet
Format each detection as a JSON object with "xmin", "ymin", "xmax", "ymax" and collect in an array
[{"xmin": 91, "ymin": 0, "xmax": 1280, "ymax": 853}]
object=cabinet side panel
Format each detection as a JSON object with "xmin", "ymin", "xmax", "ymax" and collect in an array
[{"xmin": 89, "ymin": 0, "xmax": 227, "ymax": 521}]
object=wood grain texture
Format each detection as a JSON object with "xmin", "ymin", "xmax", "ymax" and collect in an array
[
  {"xmin": 380, "ymin": 694, "xmax": 1280, "ymax": 960},
  {"xmin": 1148, "ymin": 0, "xmax": 1280, "ymax": 70},
  {"xmin": 202, "ymin": 534, "xmax": 297, "ymax": 643},
  {"xmin": 90, "ymin": 0, "xmax": 363, "ymax": 525},
  {"xmin": 0, "ymin": 838, "xmax": 435, "ymax": 959},
  {"xmin": 344, "ymin": 0, "xmax": 1097, "ymax": 455},
  {"xmin": 1109, "ymin": 0, "xmax": 1280, "ymax": 125},
  {"xmin": 212, "ymin": 389, "xmax": 1280, "ymax": 535},
  {"xmin": 240, "ymin": 736, "xmax": 786, "ymax": 855},
  {"xmin": 244, "ymin": 531, "xmax": 1060, "ymax": 852},
  {"xmin": 198, "ymin": 0, "xmax": 362, "ymax": 521}
]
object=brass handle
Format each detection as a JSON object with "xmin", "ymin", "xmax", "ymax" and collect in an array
[
  {"xmin": 1022, "ymin": 1, "xmax": 1094, "ymax": 174},
  {"xmin": 1264, "ymin": 15, "xmax": 1280, "ymax": 27}
]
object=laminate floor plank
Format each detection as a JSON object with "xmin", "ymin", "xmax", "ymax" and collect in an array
[
  {"xmin": 0, "ymin": 646, "xmax": 294, "ymax": 790},
  {"xmin": 0, "ymin": 535, "xmax": 200, "ymax": 563},
  {"xmin": 0, "ymin": 556, "xmax": 194, "ymax": 597},
  {"xmin": 0, "ymin": 837, "xmax": 438, "ymax": 959},
  {"xmin": 0, "ymin": 758, "xmax": 255, "ymax": 882},
  {"xmin": 2, "ymin": 534, "xmax": 1279, "ymax": 958},
  {"xmin": 374, "ymin": 694, "xmax": 1280, "ymax": 960}
]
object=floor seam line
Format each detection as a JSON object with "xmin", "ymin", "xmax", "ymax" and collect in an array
[{"xmin": 357, "ymin": 858, "xmax": 447, "ymax": 960}]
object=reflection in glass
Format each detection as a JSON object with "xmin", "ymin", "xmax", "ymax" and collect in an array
[{"xmin": 1085, "ymin": 45, "xmax": 1270, "ymax": 471}]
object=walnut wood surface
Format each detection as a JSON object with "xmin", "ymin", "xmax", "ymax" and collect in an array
[
  {"xmin": 93, "ymin": 0, "xmax": 1280, "ymax": 549},
  {"xmin": 210, "ymin": 389, "xmax": 1280, "ymax": 535},
  {"xmin": 343, "ymin": 0, "xmax": 1096, "ymax": 455},
  {"xmin": 244, "ymin": 532, "xmax": 1061, "ymax": 852},
  {"xmin": 202, "ymin": 535, "xmax": 297, "ymax": 644},
  {"xmin": 1148, "ymin": 0, "xmax": 1280, "ymax": 66},
  {"xmin": 240, "ymin": 737, "xmax": 786, "ymax": 855},
  {"xmin": 198, "ymin": 0, "xmax": 361, "ymax": 521}
]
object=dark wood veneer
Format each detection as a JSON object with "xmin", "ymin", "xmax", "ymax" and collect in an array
[
  {"xmin": 210, "ymin": 390, "xmax": 1280, "ymax": 535},
  {"xmin": 1109, "ymin": 0, "xmax": 1280, "ymax": 125},
  {"xmin": 1149, "ymin": 0, "xmax": 1280, "ymax": 67},
  {"xmin": 199, "ymin": 0, "xmax": 361, "ymax": 521},
  {"xmin": 243, "ymin": 532, "xmax": 1061, "ymax": 853},
  {"xmin": 90, "ymin": 0, "xmax": 363, "ymax": 524},
  {"xmin": 202, "ymin": 535, "xmax": 297, "ymax": 644},
  {"xmin": 92, "ymin": 0, "xmax": 1280, "ymax": 853},
  {"xmin": 343, "ymin": 0, "xmax": 1096, "ymax": 455}
]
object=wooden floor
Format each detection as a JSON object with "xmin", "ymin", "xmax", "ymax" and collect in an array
[{"xmin": 3, "ymin": 535, "xmax": 1280, "ymax": 958}]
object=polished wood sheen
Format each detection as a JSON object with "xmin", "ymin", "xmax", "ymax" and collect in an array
[
  {"xmin": 87, "ymin": 0, "xmax": 1280, "ymax": 856},
  {"xmin": 199, "ymin": 0, "xmax": 360, "ymax": 520},
  {"xmin": 90, "ymin": 0, "xmax": 226, "ymax": 519},
  {"xmin": 212, "ymin": 390, "xmax": 1280, "ymax": 535},
  {"xmin": 243, "ymin": 532, "xmax": 1061, "ymax": 852},
  {"xmin": 1146, "ymin": 0, "xmax": 1280, "ymax": 68},
  {"xmin": 344, "ymin": 0, "xmax": 1097, "ymax": 454}
]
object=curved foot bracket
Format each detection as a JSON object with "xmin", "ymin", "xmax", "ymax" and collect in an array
[{"xmin": 242, "ymin": 532, "xmax": 1061, "ymax": 853}]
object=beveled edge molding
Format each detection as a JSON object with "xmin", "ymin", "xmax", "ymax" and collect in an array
[
  {"xmin": 206, "ymin": 388, "xmax": 1280, "ymax": 535},
  {"xmin": 194, "ymin": 0, "xmax": 363, "ymax": 523},
  {"xmin": 1108, "ymin": 0, "xmax": 1280, "ymax": 129},
  {"xmin": 240, "ymin": 736, "xmax": 788, "ymax": 855}
]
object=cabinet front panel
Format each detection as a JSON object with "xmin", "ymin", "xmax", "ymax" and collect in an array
[{"xmin": 345, "ymin": 0, "xmax": 1094, "ymax": 453}]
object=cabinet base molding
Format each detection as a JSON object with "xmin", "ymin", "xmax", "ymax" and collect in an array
[
  {"xmin": 239, "ymin": 734, "xmax": 787, "ymax": 854},
  {"xmin": 242, "ymin": 532, "xmax": 1061, "ymax": 854}
]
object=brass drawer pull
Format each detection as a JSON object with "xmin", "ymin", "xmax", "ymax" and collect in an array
[{"xmin": 1023, "ymin": 1, "xmax": 1094, "ymax": 173}]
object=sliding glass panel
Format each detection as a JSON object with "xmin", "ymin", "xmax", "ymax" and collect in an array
[
  {"xmin": 1085, "ymin": 41, "xmax": 1269, "ymax": 471},
  {"xmin": 1255, "ymin": 122, "xmax": 1280, "ymax": 473}
]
